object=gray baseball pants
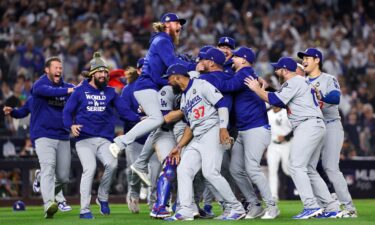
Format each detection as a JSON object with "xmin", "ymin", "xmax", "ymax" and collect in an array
[
  {"xmin": 288, "ymin": 118, "xmax": 338, "ymax": 211},
  {"xmin": 230, "ymin": 126, "xmax": 273, "ymax": 206},
  {"xmin": 177, "ymin": 125, "xmax": 244, "ymax": 218},
  {"xmin": 35, "ymin": 137, "xmax": 71, "ymax": 211},
  {"xmin": 125, "ymin": 141, "xmax": 143, "ymax": 199},
  {"xmin": 115, "ymin": 89, "xmax": 164, "ymax": 148},
  {"xmin": 321, "ymin": 120, "xmax": 355, "ymax": 211},
  {"xmin": 76, "ymin": 137, "xmax": 118, "ymax": 214}
]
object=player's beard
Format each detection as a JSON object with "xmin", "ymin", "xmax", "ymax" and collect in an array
[
  {"xmin": 172, "ymin": 84, "xmax": 182, "ymax": 95},
  {"xmin": 94, "ymin": 77, "xmax": 108, "ymax": 90},
  {"xmin": 170, "ymin": 29, "xmax": 180, "ymax": 45}
]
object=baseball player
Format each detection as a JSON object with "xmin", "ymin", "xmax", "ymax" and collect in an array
[
  {"xmin": 164, "ymin": 64, "xmax": 246, "ymax": 221},
  {"xmin": 194, "ymin": 47, "xmax": 235, "ymax": 218},
  {"xmin": 3, "ymin": 97, "xmax": 72, "ymax": 212},
  {"xmin": 212, "ymin": 47, "xmax": 278, "ymax": 219},
  {"xmin": 266, "ymin": 106, "xmax": 292, "ymax": 201},
  {"xmin": 29, "ymin": 56, "xmax": 74, "ymax": 218},
  {"xmin": 217, "ymin": 37, "xmax": 236, "ymax": 75},
  {"xmin": 119, "ymin": 66, "xmax": 149, "ymax": 214},
  {"xmin": 298, "ymin": 48, "xmax": 357, "ymax": 217},
  {"xmin": 245, "ymin": 56, "xmax": 340, "ymax": 219},
  {"xmin": 63, "ymin": 52, "xmax": 140, "ymax": 219},
  {"xmin": 110, "ymin": 13, "xmax": 191, "ymax": 157}
]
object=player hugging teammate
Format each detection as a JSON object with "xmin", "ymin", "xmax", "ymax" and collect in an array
[{"xmin": 5, "ymin": 12, "xmax": 356, "ymax": 221}]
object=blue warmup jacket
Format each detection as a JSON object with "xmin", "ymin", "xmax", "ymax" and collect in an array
[
  {"xmin": 216, "ymin": 67, "xmax": 269, "ymax": 131},
  {"xmin": 223, "ymin": 58, "xmax": 235, "ymax": 75},
  {"xmin": 31, "ymin": 74, "xmax": 74, "ymax": 140},
  {"xmin": 199, "ymin": 71, "xmax": 233, "ymax": 111},
  {"xmin": 135, "ymin": 32, "xmax": 189, "ymax": 91},
  {"xmin": 63, "ymin": 81, "xmax": 140, "ymax": 142},
  {"xmin": 120, "ymin": 81, "xmax": 148, "ymax": 145}
]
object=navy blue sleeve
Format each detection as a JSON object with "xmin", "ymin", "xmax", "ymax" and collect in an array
[
  {"xmin": 113, "ymin": 94, "xmax": 141, "ymax": 122},
  {"xmin": 216, "ymin": 71, "xmax": 248, "ymax": 93},
  {"xmin": 156, "ymin": 38, "xmax": 189, "ymax": 68},
  {"xmin": 321, "ymin": 90, "xmax": 340, "ymax": 105},
  {"xmin": 63, "ymin": 89, "xmax": 80, "ymax": 129},
  {"xmin": 33, "ymin": 82, "xmax": 70, "ymax": 97},
  {"xmin": 268, "ymin": 92, "xmax": 287, "ymax": 108},
  {"xmin": 10, "ymin": 98, "xmax": 32, "ymax": 118},
  {"xmin": 214, "ymin": 98, "xmax": 226, "ymax": 109}
]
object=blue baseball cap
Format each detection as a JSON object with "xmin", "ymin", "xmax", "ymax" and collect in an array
[
  {"xmin": 297, "ymin": 48, "xmax": 323, "ymax": 62},
  {"xmin": 271, "ymin": 57, "xmax": 297, "ymax": 72},
  {"xmin": 163, "ymin": 63, "xmax": 189, "ymax": 78},
  {"xmin": 161, "ymin": 13, "xmax": 186, "ymax": 25},
  {"xmin": 13, "ymin": 200, "xmax": 26, "ymax": 211},
  {"xmin": 232, "ymin": 46, "xmax": 255, "ymax": 64},
  {"xmin": 136, "ymin": 58, "xmax": 144, "ymax": 69},
  {"xmin": 218, "ymin": 37, "xmax": 235, "ymax": 49},
  {"xmin": 200, "ymin": 48, "xmax": 226, "ymax": 66},
  {"xmin": 197, "ymin": 45, "xmax": 214, "ymax": 61}
]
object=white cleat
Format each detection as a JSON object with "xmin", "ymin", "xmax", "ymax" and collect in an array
[
  {"xmin": 261, "ymin": 206, "xmax": 280, "ymax": 219},
  {"xmin": 130, "ymin": 165, "xmax": 151, "ymax": 186},
  {"xmin": 245, "ymin": 204, "xmax": 265, "ymax": 219},
  {"xmin": 342, "ymin": 209, "xmax": 358, "ymax": 218},
  {"xmin": 139, "ymin": 185, "xmax": 148, "ymax": 200},
  {"xmin": 58, "ymin": 202, "xmax": 72, "ymax": 212},
  {"xmin": 109, "ymin": 143, "xmax": 121, "ymax": 158}
]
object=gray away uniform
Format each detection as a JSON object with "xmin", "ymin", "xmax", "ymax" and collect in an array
[
  {"xmin": 177, "ymin": 79, "xmax": 244, "ymax": 218},
  {"xmin": 309, "ymin": 73, "xmax": 355, "ymax": 211},
  {"xmin": 275, "ymin": 75, "xmax": 338, "ymax": 211}
]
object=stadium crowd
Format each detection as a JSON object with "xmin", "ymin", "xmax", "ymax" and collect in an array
[{"xmin": 0, "ymin": 0, "xmax": 374, "ymax": 198}]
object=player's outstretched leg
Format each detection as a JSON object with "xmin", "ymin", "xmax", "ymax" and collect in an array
[{"xmin": 110, "ymin": 89, "xmax": 164, "ymax": 157}]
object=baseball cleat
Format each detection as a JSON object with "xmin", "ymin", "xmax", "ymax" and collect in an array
[
  {"xmin": 342, "ymin": 209, "xmax": 358, "ymax": 218},
  {"xmin": 130, "ymin": 165, "xmax": 151, "ymax": 186},
  {"xmin": 293, "ymin": 208, "xmax": 323, "ymax": 219},
  {"xmin": 261, "ymin": 206, "xmax": 280, "ymax": 219},
  {"xmin": 44, "ymin": 202, "xmax": 58, "ymax": 219},
  {"xmin": 139, "ymin": 185, "xmax": 148, "ymax": 200},
  {"xmin": 57, "ymin": 201, "xmax": 72, "ymax": 212},
  {"xmin": 150, "ymin": 205, "xmax": 171, "ymax": 218},
  {"xmin": 222, "ymin": 212, "xmax": 246, "ymax": 220},
  {"xmin": 127, "ymin": 194, "xmax": 140, "ymax": 214},
  {"xmin": 245, "ymin": 203, "xmax": 264, "ymax": 219},
  {"xmin": 32, "ymin": 169, "xmax": 41, "ymax": 193},
  {"xmin": 109, "ymin": 143, "xmax": 121, "ymax": 158},
  {"xmin": 96, "ymin": 198, "xmax": 110, "ymax": 215},
  {"xmin": 79, "ymin": 211, "xmax": 94, "ymax": 219},
  {"xmin": 199, "ymin": 204, "xmax": 215, "ymax": 219},
  {"xmin": 163, "ymin": 213, "xmax": 194, "ymax": 221},
  {"xmin": 315, "ymin": 211, "xmax": 343, "ymax": 219}
]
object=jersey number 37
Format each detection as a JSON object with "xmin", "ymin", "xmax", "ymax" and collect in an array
[{"xmin": 193, "ymin": 106, "xmax": 205, "ymax": 119}]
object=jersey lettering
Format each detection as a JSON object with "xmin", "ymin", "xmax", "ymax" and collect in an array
[{"xmin": 310, "ymin": 88, "xmax": 319, "ymax": 107}]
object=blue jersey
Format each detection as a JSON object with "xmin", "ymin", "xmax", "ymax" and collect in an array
[
  {"xmin": 216, "ymin": 67, "xmax": 269, "ymax": 131},
  {"xmin": 223, "ymin": 58, "xmax": 235, "ymax": 75},
  {"xmin": 31, "ymin": 74, "xmax": 74, "ymax": 140},
  {"xmin": 120, "ymin": 81, "xmax": 148, "ymax": 145},
  {"xmin": 63, "ymin": 81, "xmax": 140, "ymax": 141},
  {"xmin": 135, "ymin": 32, "xmax": 189, "ymax": 91},
  {"xmin": 199, "ymin": 71, "xmax": 233, "ymax": 112}
]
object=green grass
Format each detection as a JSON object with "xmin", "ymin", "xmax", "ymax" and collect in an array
[{"xmin": 0, "ymin": 200, "xmax": 374, "ymax": 225}]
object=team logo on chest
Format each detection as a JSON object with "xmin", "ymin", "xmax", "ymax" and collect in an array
[
  {"xmin": 182, "ymin": 95, "xmax": 202, "ymax": 114},
  {"xmin": 315, "ymin": 82, "xmax": 320, "ymax": 87},
  {"xmin": 193, "ymin": 89, "xmax": 196, "ymax": 94},
  {"xmin": 85, "ymin": 92, "xmax": 107, "ymax": 112}
]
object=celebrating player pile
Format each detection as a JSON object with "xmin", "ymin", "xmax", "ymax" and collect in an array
[{"xmin": 4, "ymin": 11, "xmax": 357, "ymax": 221}]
